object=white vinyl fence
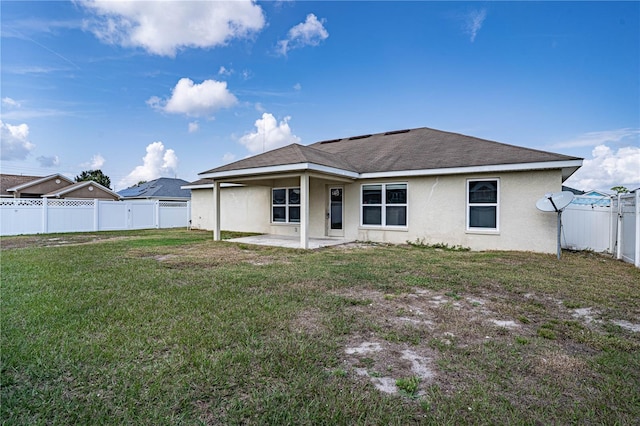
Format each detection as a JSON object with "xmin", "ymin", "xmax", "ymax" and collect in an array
[
  {"xmin": 0, "ymin": 199, "xmax": 190, "ymax": 236},
  {"xmin": 562, "ymin": 193, "xmax": 639, "ymax": 267}
]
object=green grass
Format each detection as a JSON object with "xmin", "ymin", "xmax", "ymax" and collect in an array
[{"xmin": 2, "ymin": 229, "xmax": 639, "ymax": 424}]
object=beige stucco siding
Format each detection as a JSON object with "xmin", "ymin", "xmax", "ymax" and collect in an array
[
  {"xmin": 190, "ymin": 186, "xmax": 270, "ymax": 233},
  {"xmin": 15, "ymin": 177, "xmax": 71, "ymax": 198},
  {"xmin": 351, "ymin": 170, "xmax": 560, "ymax": 253},
  {"xmin": 191, "ymin": 169, "xmax": 562, "ymax": 253}
]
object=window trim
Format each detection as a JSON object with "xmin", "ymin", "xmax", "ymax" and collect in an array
[
  {"xmin": 466, "ymin": 178, "xmax": 500, "ymax": 233},
  {"xmin": 360, "ymin": 182, "xmax": 408, "ymax": 229},
  {"xmin": 272, "ymin": 187, "xmax": 301, "ymax": 224}
]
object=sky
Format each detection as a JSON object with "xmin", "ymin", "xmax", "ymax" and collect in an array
[{"xmin": 1, "ymin": 1, "xmax": 639, "ymax": 192}]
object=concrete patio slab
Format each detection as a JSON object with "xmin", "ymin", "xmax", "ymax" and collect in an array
[{"xmin": 226, "ymin": 234, "xmax": 353, "ymax": 249}]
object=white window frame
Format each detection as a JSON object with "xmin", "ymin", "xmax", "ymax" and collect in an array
[
  {"xmin": 466, "ymin": 178, "xmax": 500, "ymax": 233},
  {"xmin": 360, "ymin": 182, "xmax": 408, "ymax": 228},
  {"xmin": 272, "ymin": 187, "xmax": 300, "ymax": 224}
]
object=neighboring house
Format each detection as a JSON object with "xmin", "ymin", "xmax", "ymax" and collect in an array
[
  {"xmin": 42, "ymin": 180, "xmax": 120, "ymax": 200},
  {"xmin": 118, "ymin": 178, "xmax": 191, "ymax": 201},
  {"xmin": 187, "ymin": 127, "xmax": 583, "ymax": 252},
  {"xmin": 0, "ymin": 173, "xmax": 119, "ymax": 200}
]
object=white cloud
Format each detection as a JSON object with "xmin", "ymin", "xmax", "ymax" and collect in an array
[
  {"xmin": 0, "ymin": 120, "xmax": 35, "ymax": 160},
  {"xmin": 218, "ymin": 66, "xmax": 233, "ymax": 76},
  {"xmin": 239, "ymin": 113, "xmax": 301, "ymax": 154},
  {"xmin": 37, "ymin": 155, "xmax": 60, "ymax": 167},
  {"xmin": 276, "ymin": 13, "xmax": 328, "ymax": 56},
  {"xmin": 564, "ymin": 144, "xmax": 640, "ymax": 191},
  {"xmin": 80, "ymin": 0, "xmax": 265, "ymax": 57},
  {"xmin": 222, "ymin": 152, "xmax": 237, "ymax": 164},
  {"xmin": 87, "ymin": 153, "xmax": 105, "ymax": 169},
  {"xmin": 188, "ymin": 121, "xmax": 199, "ymax": 133},
  {"xmin": 148, "ymin": 78, "xmax": 238, "ymax": 117},
  {"xmin": 118, "ymin": 142, "xmax": 178, "ymax": 189},
  {"xmin": 552, "ymin": 128, "xmax": 640, "ymax": 149},
  {"xmin": 2, "ymin": 97, "xmax": 21, "ymax": 108},
  {"xmin": 465, "ymin": 9, "xmax": 486, "ymax": 42},
  {"xmin": 293, "ymin": 83, "xmax": 302, "ymax": 91}
]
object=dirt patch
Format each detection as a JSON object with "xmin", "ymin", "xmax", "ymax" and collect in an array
[
  {"xmin": 0, "ymin": 234, "xmax": 130, "ymax": 249},
  {"xmin": 329, "ymin": 284, "xmax": 638, "ymax": 398}
]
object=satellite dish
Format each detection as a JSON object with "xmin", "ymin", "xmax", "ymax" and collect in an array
[
  {"xmin": 536, "ymin": 191, "xmax": 574, "ymax": 212},
  {"xmin": 535, "ymin": 191, "xmax": 575, "ymax": 260}
]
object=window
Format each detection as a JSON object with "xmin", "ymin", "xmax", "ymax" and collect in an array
[
  {"xmin": 467, "ymin": 179, "xmax": 499, "ymax": 230},
  {"xmin": 361, "ymin": 183, "xmax": 407, "ymax": 227},
  {"xmin": 272, "ymin": 187, "xmax": 300, "ymax": 223}
]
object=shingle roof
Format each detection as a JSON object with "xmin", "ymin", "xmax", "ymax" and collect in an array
[
  {"xmin": 117, "ymin": 178, "xmax": 191, "ymax": 199},
  {"xmin": 0, "ymin": 174, "xmax": 41, "ymax": 196},
  {"xmin": 199, "ymin": 128, "xmax": 581, "ymax": 179},
  {"xmin": 0, "ymin": 173, "xmax": 74, "ymax": 196}
]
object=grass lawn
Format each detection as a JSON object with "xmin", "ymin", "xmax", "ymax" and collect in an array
[{"xmin": 2, "ymin": 229, "xmax": 639, "ymax": 424}]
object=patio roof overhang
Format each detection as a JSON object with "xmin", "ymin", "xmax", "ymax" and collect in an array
[{"xmin": 198, "ymin": 162, "xmax": 359, "ymax": 183}]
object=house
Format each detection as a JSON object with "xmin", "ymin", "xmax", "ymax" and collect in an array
[
  {"xmin": 0, "ymin": 173, "xmax": 120, "ymax": 200},
  {"xmin": 117, "ymin": 177, "xmax": 191, "ymax": 202},
  {"xmin": 186, "ymin": 127, "xmax": 583, "ymax": 252}
]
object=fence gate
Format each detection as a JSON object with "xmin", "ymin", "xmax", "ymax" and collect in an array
[{"xmin": 617, "ymin": 192, "xmax": 640, "ymax": 267}]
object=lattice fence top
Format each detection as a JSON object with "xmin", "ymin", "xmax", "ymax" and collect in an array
[
  {"xmin": 0, "ymin": 199, "xmax": 44, "ymax": 207},
  {"xmin": 48, "ymin": 199, "xmax": 95, "ymax": 207},
  {"xmin": 159, "ymin": 201, "xmax": 189, "ymax": 207}
]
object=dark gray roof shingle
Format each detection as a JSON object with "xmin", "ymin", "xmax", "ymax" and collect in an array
[{"xmin": 198, "ymin": 127, "xmax": 581, "ymax": 177}]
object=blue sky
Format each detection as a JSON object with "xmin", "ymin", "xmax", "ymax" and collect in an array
[{"xmin": 1, "ymin": 1, "xmax": 638, "ymax": 191}]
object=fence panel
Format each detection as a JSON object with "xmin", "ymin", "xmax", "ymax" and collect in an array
[
  {"xmin": 0, "ymin": 199, "xmax": 42, "ymax": 236},
  {"xmin": 0, "ymin": 199, "xmax": 189, "ymax": 236},
  {"xmin": 619, "ymin": 192, "xmax": 639, "ymax": 267},
  {"xmin": 129, "ymin": 202, "xmax": 157, "ymax": 229},
  {"xmin": 98, "ymin": 201, "xmax": 128, "ymax": 231},
  {"xmin": 562, "ymin": 197, "xmax": 615, "ymax": 253},
  {"xmin": 159, "ymin": 202, "xmax": 190, "ymax": 228},
  {"xmin": 47, "ymin": 199, "xmax": 95, "ymax": 233}
]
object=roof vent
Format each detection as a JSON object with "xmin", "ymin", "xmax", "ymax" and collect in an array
[
  {"xmin": 348, "ymin": 134, "xmax": 372, "ymax": 140},
  {"xmin": 319, "ymin": 138, "xmax": 342, "ymax": 144},
  {"xmin": 384, "ymin": 129, "xmax": 411, "ymax": 136}
]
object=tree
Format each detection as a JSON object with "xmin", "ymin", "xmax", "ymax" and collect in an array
[
  {"xmin": 75, "ymin": 169, "xmax": 111, "ymax": 189},
  {"xmin": 611, "ymin": 186, "xmax": 629, "ymax": 194}
]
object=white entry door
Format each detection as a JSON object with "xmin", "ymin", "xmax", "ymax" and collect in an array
[{"xmin": 328, "ymin": 186, "xmax": 344, "ymax": 237}]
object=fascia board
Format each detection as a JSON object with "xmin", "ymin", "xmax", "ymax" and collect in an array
[
  {"xmin": 199, "ymin": 163, "xmax": 358, "ymax": 180},
  {"xmin": 359, "ymin": 160, "xmax": 584, "ymax": 179}
]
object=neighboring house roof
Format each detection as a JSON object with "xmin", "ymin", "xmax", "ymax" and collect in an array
[
  {"xmin": 198, "ymin": 127, "xmax": 582, "ymax": 182},
  {"xmin": 42, "ymin": 180, "xmax": 120, "ymax": 199},
  {"xmin": 117, "ymin": 178, "xmax": 191, "ymax": 200},
  {"xmin": 583, "ymin": 189, "xmax": 615, "ymax": 197},
  {"xmin": 562, "ymin": 185, "xmax": 584, "ymax": 195},
  {"xmin": 1, "ymin": 173, "xmax": 74, "ymax": 196}
]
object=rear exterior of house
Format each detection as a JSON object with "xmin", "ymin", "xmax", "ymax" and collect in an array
[{"xmin": 186, "ymin": 128, "xmax": 582, "ymax": 253}]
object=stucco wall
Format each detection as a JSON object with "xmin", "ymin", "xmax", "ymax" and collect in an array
[
  {"xmin": 190, "ymin": 186, "xmax": 270, "ymax": 233},
  {"xmin": 192, "ymin": 169, "xmax": 562, "ymax": 253},
  {"xmin": 350, "ymin": 170, "xmax": 561, "ymax": 253},
  {"xmin": 15, "ymin": 177, "xmax": 71, "ymax": 197}
]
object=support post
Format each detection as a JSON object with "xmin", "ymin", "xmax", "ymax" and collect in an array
[
  {"xmin": 300, "ymin": 173, "xmax": 309, "ymax": 249},
  {"xmin": 213, "ymin": 181, "xmax": 221, "ymax": 241}
]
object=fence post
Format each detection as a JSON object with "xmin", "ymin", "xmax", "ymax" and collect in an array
[
  {"xmin": 42, "ymin": 197, "xmax": 48, "ymax": 234},
  {"xmin": 634, "ymin": 191, "xmax": 640, "ymax": 268},
  {"xmin": 155, "ymin": 200, "xmax": 160, "ymax": 228},
  {"xmin": 94, "ymin": 199, "xmax": 99, "ymax": 231},
  {"xmin": 616, "ymin": 194, "xmax": 623, "ymax": 260}
]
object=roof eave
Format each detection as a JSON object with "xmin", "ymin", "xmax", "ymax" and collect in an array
[
  {"xmin": 199, "ymin": 162, "xmax": 359, "ymax": 181},
  {"xmin": 359, "ymin": 159, "xmax": 584, "ymax": 180}
]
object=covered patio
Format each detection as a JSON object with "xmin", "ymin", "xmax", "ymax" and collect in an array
[{"xmin": 226, "ymin": 234, "xmax": 354, "ymax": 250}]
